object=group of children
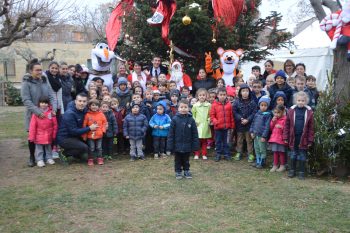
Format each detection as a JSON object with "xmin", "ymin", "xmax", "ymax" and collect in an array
[{"xmin": 28, "ymin": 61, "xmax": 317, "ymax": 180}]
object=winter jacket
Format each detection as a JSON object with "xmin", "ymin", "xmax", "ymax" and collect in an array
[
  {"xmin": 233, "ymin": 84, "xmax": 258, "ymax": 132},
  {"xmin": 28, "ymin": 108, "xmax": 58, "ymax": 144},
  {"xmin": 308, "ymin": 87, "xmax": 319, "ymax": 110},
  {"xmin": 167, "ymin": 113, "xmax": 200, "ymax": 153},
  {"xmin": 268, "ymin": 115, "xmax": 287, "ymax": 145},
  {"xmin": 112, "ymin": 107, "xmax": 125, "ymax": 134},
  {"xmin": 209, "ymin": 99, "xmax": 235, "ymax": 130},
  {"xmin": 149, "ymin": 109, "xmax": 171, "ymax": 137},
  {"xmin": 192, "ymin": 101, "xmax": 212, "ymax": 138},
  {"xmin": 60, "ymin": 74, "xmax": 74, "ymax": 111},
  {"xmin": 103, "ymin": 110, "xmax": 118, "ymax": 137},
  {"xmin": 252, "ymin": 90, "xmax": 268, "ymax": 106},
  {"xmin": 56, "ymin": 101, "xmax": 90, "ymax": 145},
  {"xmin": 249, "ymin": 111, "xmax": 272, "ymax": 138},
  {"xmin": 71, "ymin": 76, "xmax": 87, "ymax": 99},
  {"xmin": 268, "ymin": 83, "xmax": 293, "ymax": 108},
  {"xmin": 44, "ymin": 71, "xmax": 64, "ymax": 114},
  {"xmin": 113, "ymin": 87, "xmax": 132, "ymax": 109},
  {"xmin": 283, "ymin": 105, "xmax": 314, "ymax": 150},
  {"xmin": 127, "ymin": 101, "xmax": 151, "ymax": 120},
  {"xmin": 123, "ymin": 113, "xmax": 148, "ymax": 140},
  {"xmin": 21, "ymin": 74, "xmax": 55, "ymax": 131},
  {"xmin": 82, "ymin": 110, "xmax": 107, "ymax": 140},
  {"xmin": 193, "ymin": 78, "xmax": 216, "ymax": 94}
]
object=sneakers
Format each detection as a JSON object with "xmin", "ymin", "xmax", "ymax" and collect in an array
[
  {"xmin": 37, "ymin": 160, "xmax": 45, "ymax": 167},
  {"xmin": 147, "ymin": 11, "xmax": 164, "ymax": 25},
  {"xmin": 88, "ymin": 158, "xmax": 94, "ymax": 166},
  {"xmin": 130, "ymin": 156, "xmax": 136, "ymax": 162},
  {"xmin": 154, "ymin": 153, "xmax": 159, "ymax": 159},
  {"xmin": 160, "ymin": 153, "xmax": 167, "ymax": 158},
  {"xmin": 175, "ymin": 172, "xmax": 183, "ymax": 180},
  {"xmin": 248, "ymin": 154, "xmax": 255, "ymax": 163},
  {"xmin": 234, "ymin": 153, "xmax": 241, "ymax": 161},
  {"xmin": 140, "ymin": 156, "xmax": 145, "ymax": 161},
  {"xmin": 97, "ymin": 157, "xmax": 104, "ymax": 165},
  {"xmin": 184, "ymin": 170, "xmax": 192, "ymax": 179},
  {"xmin": 194, "ymin": 155, "xmax": 199, "ymax": 160},
  {"xmin": 166, "ymin": 151, "xmax": 171, "ymax": 156},
  {"xmin": 47, "ymin": 159, "xmax": 55, "ymax": 165},
  {"xmin": 270, "ymin": 165, "xmax": 278, "ymax": 172},
  {"xmin": 202, "ymin": 155, "xmax": 208, "ymax": 160},
  {"xmin": 276, "ymin": 165, "xmax": 286, "ymax": 172}
]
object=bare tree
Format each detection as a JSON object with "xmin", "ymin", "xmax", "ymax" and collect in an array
[{"xmin": 0, "ymin": 0, "xmax": 70, "ymax": 49}]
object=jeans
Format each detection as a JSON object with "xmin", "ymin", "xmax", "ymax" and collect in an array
[
  {"xmin": 130, "ymin": 139, "xmax": 144, "ymax": 158},
  {"xmin": 174, "ymin": 152, "xmax": 190, "ymax": 173},
  {"xmin": 290, "ymin": 148, "xmax": 307, "ymax": 161},
  {"xmin": 253, "ymin": 136, "xmax": 267, "ymax": 159},
  {"xmin": 59, "ymin": 137, "xmax": 88, "ymax": 161},
  {"xmin": 35, "ymin": 144, "xmax": 52, "ymax": 162},
  {"xmin": 87, "ymin": 138, "xmax": 103, "ymax": 158},
  {"xmin": 153, "ymin": 136, "xmax": 166, "ymax": 154},
  {"xmin": 102, "ymin": 136, "xmax": 114, "ymax": 156},
  {"xmin": 215, "ymin": 129, "xmax": 229, "ymax": 157}
]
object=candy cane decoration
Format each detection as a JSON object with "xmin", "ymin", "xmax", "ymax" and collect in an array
[
  {"xmin": 320, "ymin": 13, "xmax": 343, "ymax": 49},
  {"xmin": 330, "ymin": 20, "xmax": 343, "ymax": 49}
]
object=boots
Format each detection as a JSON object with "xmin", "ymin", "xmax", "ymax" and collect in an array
[
  {"xmin": 298, "ymin": 160, "xmax": 306, "ymax": 180},
  {"xmin": 27, "ymin": 154, "xmax": 35, "ymax": 167},
  {"xmin": 288, "ymin": 159, "xmax": 296, "ymax": 178}
]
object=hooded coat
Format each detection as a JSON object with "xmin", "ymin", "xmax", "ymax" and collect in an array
[
  {"xmin": 21, "ymin": 74, "xmax": 56, "ymax": 131},
  {"xmin": 28, "ymin": 108, "xmax": 58, "ymax": 144},
  {"xmin": 123, "ymin": 112, "xmax": 148, "ymax": 140},
  {"xmin": 233, "ymin": 84, "xmax": 257, "ymax": 132},
  {"xmin": 209, "ymin": 99, "xmax": 235, "ymax": 130},
  {"xmin": 149, "ymin": 102, "xmax": 172, "ymax": 137}
]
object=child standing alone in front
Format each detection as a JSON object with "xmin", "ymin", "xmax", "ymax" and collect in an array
[
  {"xmin": 83, "ymin": 99, "xmax": 107, "ymax": 166},
  {"xmin": 269, "ymin": 105, "xmax": 287, "ymax": 172},
  {"xmin": 192, "ymin": 88, "xmax": 211, "ymax": 160},
  {"xmin": 249, "ymin": 96, "xmax": 272, "ymax": 168},
  {"xmin": 284, "ymin": 91, "xmax": 314, "ymax": 180},
  {"xmin": 28, "ymin": 96, "xmax": 58, "ymax": 167},
  {"xmin": 167, "ymin": 100, "xmax": 200, "ymax": 179}
]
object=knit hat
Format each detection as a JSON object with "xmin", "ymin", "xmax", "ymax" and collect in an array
[
  {"xmin": 170, "ymin": 89, "xmax": 180, "ymax": 97},
  {"xmin": 131, "ymin": 102, "xmax": 140, "ymax": 109},
  {"xmin": 258, "ymin": 95, "xmax": 271, "ymax": 107},
  {"xmin": 275, "ymin": 70, "xmax": 287, "ymax": 81},
  {"xmin": 117, "ymin": 77, "xmax": 127, "ymax": 86}
]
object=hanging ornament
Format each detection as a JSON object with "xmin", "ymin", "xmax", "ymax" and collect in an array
[
  {"xmin": 182, "ymin": 15, "xmax": 191, "ymax": 25},
  {"xmin": 125, "ymin": 33, "xmax": 130, "ymax": 39},
  {"xmin": 212, "ymin": 28, "xmax": 217, "ymax": 43},
  {"xmin": 212, "ymin": 38, "xmax": 217, "ymax": 43}
]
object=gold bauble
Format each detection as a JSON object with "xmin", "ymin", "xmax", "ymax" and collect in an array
[
  {"xmin": 182, "ymin": 15, "xmax": 191, "ymax": 25},
  {"xmin": 290, "ymin": 50, "xmax": 295, "ymax": 54},
  {"xmin": 212, "ymin": 38, "xmax": 217, "ymax": 43}
]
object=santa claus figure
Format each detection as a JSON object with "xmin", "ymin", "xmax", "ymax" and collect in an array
[{"xmin": 166, "ymin": 61, "xmax": 192, "ymax": 90}]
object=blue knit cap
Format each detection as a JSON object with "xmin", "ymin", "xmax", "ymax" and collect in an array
[
  {"xmin": 258, "ymin": 95, "xmax": 271, "ymax": 107},
  {"xmin": 275, "ymin": 70, "xmax": 287, "ymax": 81}
]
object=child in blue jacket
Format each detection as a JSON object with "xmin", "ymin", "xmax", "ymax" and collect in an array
[{"xmin": 149, "ymin": 101, "xmax": 171, "ymax": 159}]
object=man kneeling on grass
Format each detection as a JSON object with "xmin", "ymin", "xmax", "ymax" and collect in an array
[
  {"xmin": 56, "ymin": 93, "xmax": 99, "ymax": 163},
  {"xmin": 167, "ymin": 99, "xmax": 200, "ymax": 180}
]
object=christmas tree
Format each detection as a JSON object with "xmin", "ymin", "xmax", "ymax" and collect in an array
[{"xmin": 117, "ymin": 0, "xmax": 291, "ymax": 74}]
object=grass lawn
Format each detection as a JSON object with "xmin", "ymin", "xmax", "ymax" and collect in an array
[{"xmin": 0, "ymin": 107, "xmax": 349, "ymax": 233}]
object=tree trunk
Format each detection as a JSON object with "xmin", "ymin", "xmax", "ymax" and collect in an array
[{"xmin": 333, "ymin": 47, "xmax": 350, "ymax": 102}]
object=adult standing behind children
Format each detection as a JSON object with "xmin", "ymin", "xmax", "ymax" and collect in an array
[
  {"xmin": 268, "ymin": 70, "xmax": 294, "ymax": 108},
  {"xmin": 56, "ymin": 93, "xmax": 99, "ymax": 163},
  {"xmin": 21, "ymin": 59, "xmax": 56, "ymax": 167}
]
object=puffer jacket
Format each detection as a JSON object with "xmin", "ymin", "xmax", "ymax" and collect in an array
[
  {"xmin": 249, "ymin": 110, "xmax": 272, "ymax": 138},
  {"xmin": 104, "ymin": 110, "xmax": 118, "ymax": 137},
  {"xmin": 28, "ymin": 108, "xmax": 58, "ymax": 144},
  {"xmin": 149, "ymin": 113, "xmax": 171, "ymax": 138},
  {"xmin": 21, "ymin": 74, "xmax": 55, "ymax": 131},
  {"xmin": 268, "ymin": 115, "xmax": 287, "ymax": 145},
  {"xmin": 167, "ymin": 113, "xmax": 200, "ymax": 153},
  {"xmin": 123, "ymin": 113, "xmax": 148, "ymax": 140},
  {"xmin": 283, "ymin": 105, "xmax": 314, "ymax": 150},
  {"xmin": 82, "ymin": 110, "xmax": 107, "ymax": 140},
  {"xmin": 233, "ymin": 84, "xmax": 257, "ymax": 132},
  {"xmin": 209, "ymin": 99, "xmax": 235, "ymax": 130}
]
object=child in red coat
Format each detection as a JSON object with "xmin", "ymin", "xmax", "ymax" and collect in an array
[
  {"xmin": 210, "ymin": 87, "xmax": 235, "ymax": 161},
  {"xmin": 283, "ymin": 91, "xmax": 314, "ymax": 180},
  {"xmin": 28, "ymin": 96, "xmax": 58, "ymax": 167},
  {"xmin": 269, "ymin": 105, "xmax": 287, "ymax": 172}
]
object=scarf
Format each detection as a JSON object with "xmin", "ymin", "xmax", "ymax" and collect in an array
[
  {"xmin": 46, "ymin": 70, "xmax": 61, "ymax": 92},
  {"xmin": 115, "ymin": 87, "xmax": 130, "ymax": 97}
]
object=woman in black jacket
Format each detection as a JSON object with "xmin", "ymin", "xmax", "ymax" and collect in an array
[{"xmin": 193, "ymin": 68, "xmax": 216, "ymax": 95}]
